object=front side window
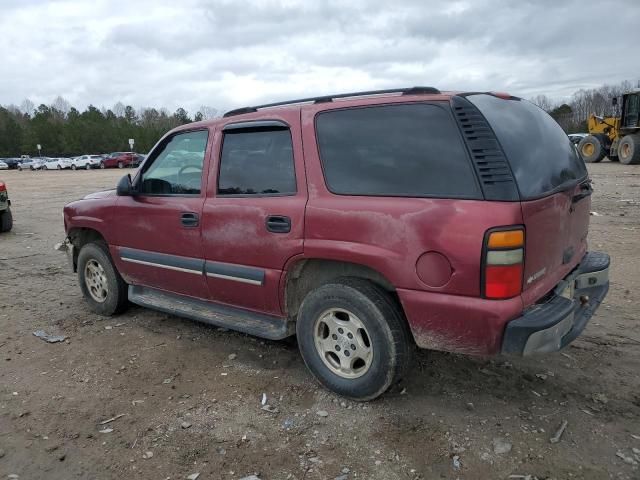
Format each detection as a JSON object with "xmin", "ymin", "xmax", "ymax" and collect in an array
[
  {"xmin": 315, "ymin": 103, "xmax": 480, "ymax": 198},
  {"xmin": 140, "ymin": 130, "xmax": 208, "ymax": 195},
  {"xmin": 218, "ymin": 128, "xmax": 296, "ymax": 195}
]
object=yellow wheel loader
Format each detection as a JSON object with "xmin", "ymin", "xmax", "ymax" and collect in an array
[{"xmin": 578, "ymin": 90, "xmax": 640, "ymax": 165}]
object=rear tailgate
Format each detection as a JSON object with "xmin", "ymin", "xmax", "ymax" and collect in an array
[{"xmin": 466, "ymin": 93, "xmax": 591, "ymax": 308}]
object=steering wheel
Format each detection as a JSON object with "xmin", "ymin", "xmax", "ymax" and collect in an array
[{"xmin": 176, "ymin": 164, "xmax": 203, "ymax": 191}]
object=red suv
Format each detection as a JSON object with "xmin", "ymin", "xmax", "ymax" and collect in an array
[
  {"xmin": 60, "ymin": 87, "xmax": 610, "ymax": 400},
  {"xmin": 101, "ymin": 152, "xmax": 137, "ymax": 169}
]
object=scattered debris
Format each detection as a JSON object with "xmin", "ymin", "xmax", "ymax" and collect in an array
[
  {"xmin": 492, "ymin": 437, "xmax": 513, "ymax": 454},
  {"xmin": 33, "ymin": 330, "xmax": 67, "ymax": 343},
  {"xmin": 142, "ymin": 451, "xmax": 153, "ymax": 459},
  {"xmin": 452, "ymin": 454, "xmax": 461, "ymax": 469},
  {"xmin": 550, "ymin": 420, "xmax": 568, "ymax": 444},
  {"xmin": 261, "ymin": 404, "xmax": 279, "ymax": 414},
  {"xmin": 316, "ymin": 410, "xmax": 329, "ymax": 417},
  {"xmin": 98, "ymin": 428, "xmax": 113, "ymax": 434},
  {"xmin": 282, "ymin": 418, "xmax": 294, "ymax": 429},
  {"xmin": 228, "ymin": 353, "xmax": 237, "ymax": 360},
  {"xmin": 98, "ymin": 413, "xmax": 125, "ymax": 425},
  {"xmin": 335, "ymin": 475, "xmax": 348, "ymax": 480},
  {"xmin": 162, "ymin": 377, "xmax": 173, "ymax": 384},
  {"xmin": 616, "ymin": 451, "xmax": 638, "ymax": 466},
  {"xmin": 400, "ymin": 388, "xmax": 407, "ymax": 395},
  {"xmin": 479, "ymin": 368, "xmax": 501, "ymax": 377},
  {"xmin": 590, "ymin": 211, "xmax": 601, "ymax": 216},
  {"xmin": 186, "ymin": 473, "xmax": 200, "ymax": 480},
  {"xmin": 238, "ymin": 475, "xmax": 261, "ymax": 480},
  {"xmin": 592, "ymin": 392, "xmax": 609, "ymax": 404},
  {"xmin": 466, "ymin": 402, "xmax": 475, "ymax": 411},
  {"xmin": 631, "ymin": 434, "xmax": 640, "ymax": 440},
  {"xmin": 535, "ymin": 373, "xmax": 548, "ymax": 380},
  {"xmin": 181, "ymin": 421, "xmax": 192, "ymax": 429},
  {"xmin": 261, "ymin": 393, "xmax": 267, "ymax": 405},
  {"xmin": 132, "ymin": 400, "xmax": 144, "ymax": 406}
]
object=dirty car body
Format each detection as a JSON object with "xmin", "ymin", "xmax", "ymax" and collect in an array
[{"xmin": 60, "ymin": 87, "xmax": 610, "ymax": 399}]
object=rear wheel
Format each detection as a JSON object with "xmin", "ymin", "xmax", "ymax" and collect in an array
[
  {"xmin": 18, "ymin": 166, "xmax": 23, "ymax": 171},
  {"xmin": 100, "ymin": 162, "xmax": 105, "ymax": 169},
  {"xmin": 77, "ymin": 242, "xmax": 128, "ymax": 315},
  {"xmin": 85, "ymin": 163, "xmax": 90, "ymax": 170},
  {"xmin": 618, "ymin": 134, "xmax": 640, "ymax": 165},
  {"xmin": 57, "ymin": 164, "xmax": 62, "ymax": 170},
  {"xmin": 296, "ymin": 277, "xmax": 413, "ymax": 401},
  {"xmin": 0, "ymin": 207, "xmax": 13, "ymax": 232},
  {"xmin": 117, "ymin": 162, "xmax": 123, "ymax": 169},
  {"xmin": 71, "ymin": 164, "xmax": 76, "ymax": 170},
  {"xmin": 578, "ymin": 135, "xmax": 606, "ymax": 163}
]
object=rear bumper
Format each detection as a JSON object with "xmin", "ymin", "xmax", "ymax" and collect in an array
[{"xmin": 501, "ymin": 251, "xmax": 609, "ymax": 355}]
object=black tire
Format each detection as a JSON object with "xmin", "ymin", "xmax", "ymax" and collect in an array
[
  {"xmin": 99, "ymin": 162, "xmax": 105, "ymax": 169},
  {"xmin": 71, "ymin": 164, "xmax": 76, "ymax": 170},
  {"xmin": 618, "ymin": 134, "xmax": 640, "ymax": 165},
  {"xmin": 18, "ymin": 166, "xmax": 22, "ymax": 171},
  {"xmin": 57, "ymin": 165, "xmax": 61, "ymax": 170},
  {"xmin": 77, "ymin": 242, "xmax": 128, "ymax": 316},
  {"xmin": 0, "ymin": 207, "xmax": 13, "ymax": 232},
  {"xmin": 578, "ymin": 135, "xmax": 606, "ymax": 163},
  {"xmin": 43, "ymin": 165, "xmax": 48, "ymax": 170},
  {"xmin": 117, "ymin": 162, "xmax": 123, "ymax": 169},
  {"xmin": 296, "ymin": 277, "xmax": 413, "ymax": 401},
  {"xmin": 85, "ymin": 163, "xmax": 90, "ymax": 170}
]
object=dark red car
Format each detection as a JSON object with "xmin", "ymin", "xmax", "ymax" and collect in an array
[
  {"xmin": 59, "ymin": 87, "xmax": 610, "ymax": 400},
  {"xmin": 101, "ymin": 152, "xmax": 137, "ymax": 169}
]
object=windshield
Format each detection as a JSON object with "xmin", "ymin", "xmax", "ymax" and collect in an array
[{"xmin": 467, "ymin": 94, "xmax": 587, "ymax": 199}]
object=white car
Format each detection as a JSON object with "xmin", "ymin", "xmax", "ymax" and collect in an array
[
  {"xmin": 71, "ymin": 155, "xmax": 103, "ymax": 170},
  {"xmin": 42, "ymin": 157, "xmax": 73, "ymax": 170},
  {"xmin": 0, "ymin": 161, "xmax": 8, "ymax": 170}
]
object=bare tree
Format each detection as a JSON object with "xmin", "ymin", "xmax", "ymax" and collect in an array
[
  {"xmin": 20, "ymin": 99, "xmax": 35, "ymax": 115},
  {"xmin": 113, "ymin": 102, "xmax": 125, "ymax": 118},
  {"xmin": 197, "ymin": 105, "xmax": 219, "ymax": 120},
  {"xmin": 529, "ymin": 94, "xmax": 554, "ymax": 112},
  {"xmin": 52, "ymin": 96, "xmax": 71, "ymax": 115}
]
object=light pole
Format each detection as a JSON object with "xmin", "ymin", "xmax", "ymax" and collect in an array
[{"xmin": 37, "ymin": 144, "xmax": 42, "ymax": 157}]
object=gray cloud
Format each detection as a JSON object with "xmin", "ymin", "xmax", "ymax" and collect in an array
[{"xmin": 0, "ymin": 0, "xmax": 637, "ymax": 114}]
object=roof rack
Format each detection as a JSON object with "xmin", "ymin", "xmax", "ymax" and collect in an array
[{"xmin": 223, "ymin": 86, "xmax": 441, "ymax": 117}]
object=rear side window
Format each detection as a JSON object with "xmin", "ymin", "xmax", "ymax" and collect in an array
[
  {"xmin": 467, "ymin": 94, "xmax": 587, "ymax": 199},
  {"xmin": 218, "ymin": 128, "xmax": 296, "ymax": 195},
  {"xmin": 315, "ymin": 104, "xmax": 480, "ymax": 198}
]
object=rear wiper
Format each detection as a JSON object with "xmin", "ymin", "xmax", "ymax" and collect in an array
[{"xmin": 572, "ymin": 179, "xmax": 593, "ymax": 203}]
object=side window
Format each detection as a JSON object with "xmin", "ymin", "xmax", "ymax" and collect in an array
[
  {"xmin": 218, "ymin": 128, "xmax": 296, "ymax": 196},
  {"xmin": 315, "ymin": 104, "xmax": 481, "ymax": 198},
  {"xmin": 140, "ymin": 130, "xmax": 209, "ymax": 195}
]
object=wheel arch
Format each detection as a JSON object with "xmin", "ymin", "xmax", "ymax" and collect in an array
[
  {"xmin": 67, "ymin": 227, "xmax": 107, "ymax": 271},
  {"xmin": 282, "ymin": 257, "xmax": 399, "ymax": 320}
]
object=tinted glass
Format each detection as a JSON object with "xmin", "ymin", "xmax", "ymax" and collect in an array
[
  {"xmin": 140, "ymin": 130, "xmax": 208, "ymax": 195},
  {"xmin": 315, "ymin": 104, "xmax": 480, "ymax": 197},
  {"xmin": 218, "ymin": 128, "xmax": 296, "ymax": 195},
  {"xmin": 468, "ymin": 94, "xmax": 587, "ymax": 199}
]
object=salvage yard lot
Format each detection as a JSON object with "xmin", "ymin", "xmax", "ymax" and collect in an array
[{"xmin": 0, "ymin": 165, "xmax": 639, "ymax": 480}]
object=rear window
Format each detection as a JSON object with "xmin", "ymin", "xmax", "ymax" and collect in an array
[
  {"xmin": 467, "ymin": 94, "xmax": 587, "ymax": 199},
  {"xmin": 315, "ymin": 103, "xmax": 481, "ymax": 198}
]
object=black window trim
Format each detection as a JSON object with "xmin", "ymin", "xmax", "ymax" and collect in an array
[
  {"xmin": 216, "ymin": 122, "xmax": 298, "ymax": 198},
  {"xmin": 135, "ymin": 127, "xmax": 210, "ymax": 198},
  {"xmin": 313, "ymin": 101, "xmax": 484, "ymax": 200}
]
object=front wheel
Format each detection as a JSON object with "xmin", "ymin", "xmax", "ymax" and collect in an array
[
  {"xmin": 77, "ymin": 242, "xmax": 128, "ymax": 316},
  {"xmin": 578, "ymin": 135, "xmax": 606, "ymax": 163},
  {"xmin": 296, "ymin": 278, "xmax": 413, "ymax": 401},
  {"xmin": 0, "ymin": 207, "xmax": 13, "ymax": 232},
  {"xmin": 99, "ymin": 162, "xmax": 105, "ymax": 169},
  {"xmin": 85, "ymin": 163, "xmax": 90, "ymax": 170},
  {"xmin": 118, "ymin": 162, "xmax": 123, "ymax": 169},
  {"xmin": 71, "ymin": 164, "xmax": 76, "ymax": 170}
]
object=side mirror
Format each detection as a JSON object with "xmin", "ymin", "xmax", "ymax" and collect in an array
[{"xmin": 116, "ymin": 174, "xmax": 134, "ymax": 196}]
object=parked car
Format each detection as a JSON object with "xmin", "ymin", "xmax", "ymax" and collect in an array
[
  {"xmin": 0, "ymin": 161, "xmax": 8, "ymax": 170},
  {"xmin": 101, "ymin": 152, "xmax": 138, "ymax": 169},
  {"xmin": 0, "ymin": 180, "xmax": 12, "ymax": 232},
  {"xmin": 71, "ymin": 155, "xmax": 103, "ymax": 170},
  {"xmin": 18, "ymin": 158, "xmax": 46, "ymax": 170},
  {"xmin": 59, "ymin": 87, "xmax": 610, "ymax": 400},
  {"xmin": 130, "ymin": 154, "xmax": 145, "ymax": 168},
  {"xmin": 2, "ymin": 158, "xmax": 23, "ymax": 169},
  {"xmin": 568, "ymin": 133, "xmax": 588, "ymax": 145},
  {"xmin": 42, "ymin": 157, "xmax": 73, "ymax": 170}
]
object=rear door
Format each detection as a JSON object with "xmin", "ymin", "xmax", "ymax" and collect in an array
[
  {"xmin": 201, "ymin": 112, "xmax": 306, "ymax": 315},
  {"xmin": 467, "ymin": 94, "xmax": 591, "ymax": 306},
  {"xmin": 112, "ymin": 129, "xmax": 211, "ymax": 299}
]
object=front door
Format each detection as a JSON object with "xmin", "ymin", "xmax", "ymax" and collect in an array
[
  {"xmin": 112, "ymin": 129, "xmax": 211, "ymax": 299},
  {"xmin": 201, "ymin": 113, "xmax": 307, "ymax": 315}
]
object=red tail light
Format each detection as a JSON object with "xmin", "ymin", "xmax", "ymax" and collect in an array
[
  {"xmin": 0, "ymin": 181, "xmax": 6, "ymax": 192},
  {"xmin": 483, "ymin": 228, "xmax": 524, "ymax": 299}
]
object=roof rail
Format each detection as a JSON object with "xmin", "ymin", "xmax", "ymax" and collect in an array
[{"xmin": 223, "ymin": 86, "xmax": 441, "ymax": 117}]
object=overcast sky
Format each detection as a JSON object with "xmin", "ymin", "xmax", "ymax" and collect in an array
[{"xmin": 1, "ymin": 0, "xmax": 638, "ymax": 115}]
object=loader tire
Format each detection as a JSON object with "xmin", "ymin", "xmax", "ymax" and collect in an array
[
  {"xmin": 578, "ymin": 135, "xmax": 606, "ymax": 163},
  {"xmin": 618, "ymin": 134, "xmax": 640, "ymax": 165}
]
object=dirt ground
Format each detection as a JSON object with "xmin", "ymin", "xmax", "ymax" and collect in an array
[{"xmin": 0, "ymin": 163, "xmax": 639, "ymax": 480}]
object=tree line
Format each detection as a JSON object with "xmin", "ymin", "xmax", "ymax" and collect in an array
[
  {"xmin": 529, "ymin": 80, "xmax": 639, "ymax": 133},
  {"xmin": 0, "ymin": 97, "xmax": 219, "ymax": 158}
]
